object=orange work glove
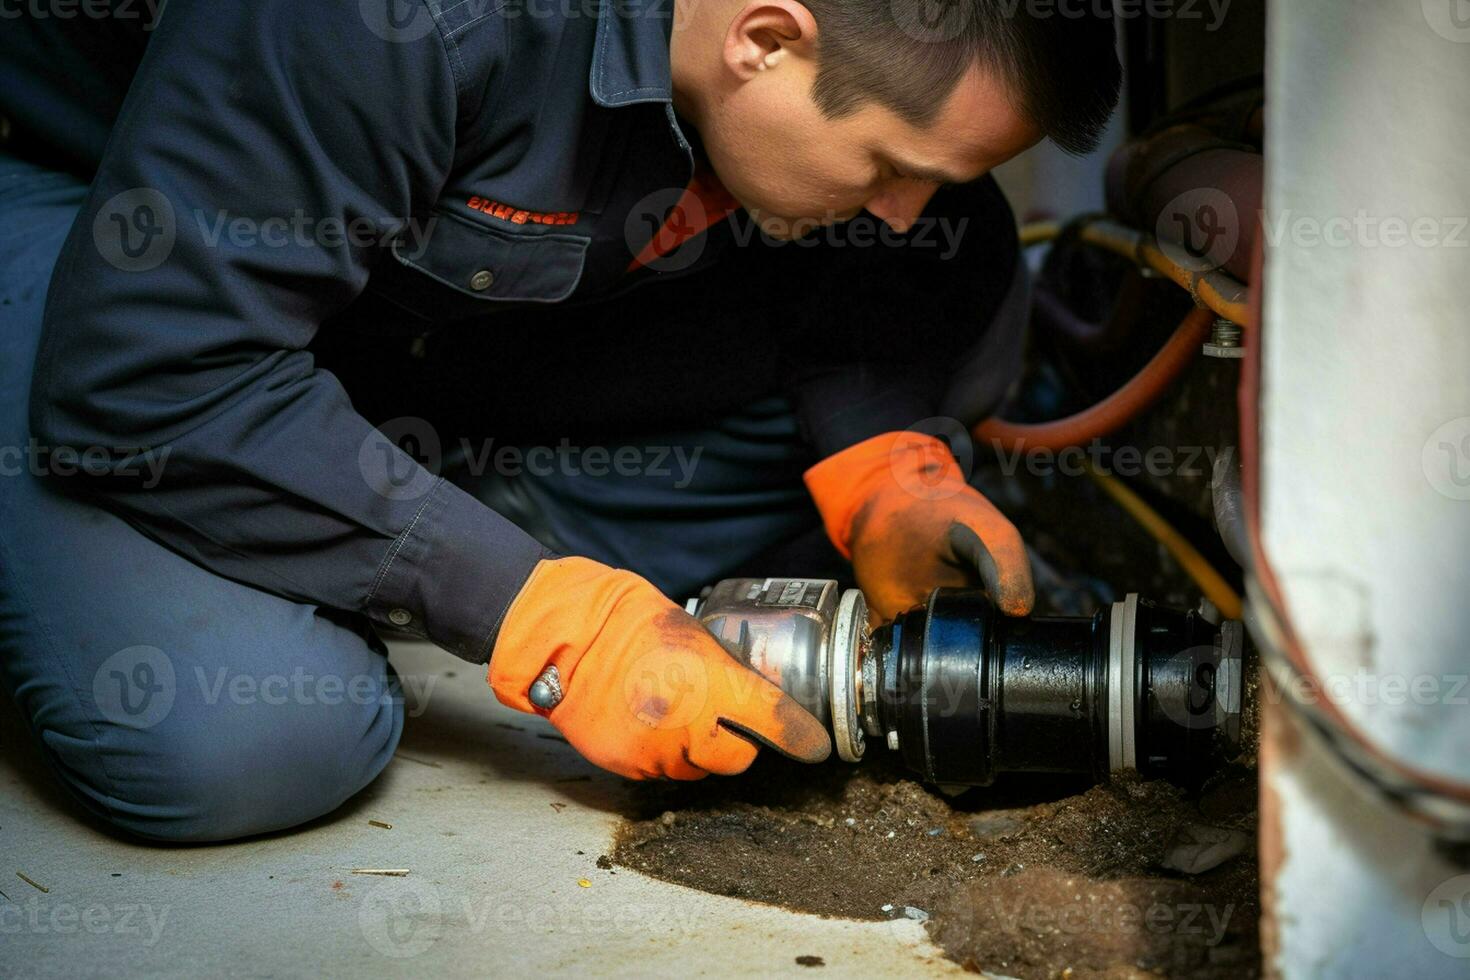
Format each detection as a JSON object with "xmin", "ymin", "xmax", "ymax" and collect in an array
[
  {"xmin": 487, "ymin": 556, "xmax": 831, "ymax": 780},
  {"xmin": 804, "ymin": 431, "xmax": 1035, "ymax": 623}
]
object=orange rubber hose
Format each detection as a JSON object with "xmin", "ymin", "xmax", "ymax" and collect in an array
[{"xmin": 972, "ymin": 305, "xmax": 1216, "ymax": 452}]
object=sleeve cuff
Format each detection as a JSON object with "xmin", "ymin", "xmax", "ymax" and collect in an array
[
  {"xmin": 794, "ymin": 367, "xmax": 940, "ymax": 459},
  {"xmin": 367, "ymin": 477, "xmax": 552, "ymax": 663}
]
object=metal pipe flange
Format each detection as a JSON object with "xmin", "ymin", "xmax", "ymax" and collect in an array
[{"xmin": 828, "ymin": 588, "xmax": 869, "ymax": 763}]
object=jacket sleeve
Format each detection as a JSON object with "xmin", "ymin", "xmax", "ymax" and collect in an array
[{"xmin": 29, "ymin": 0, "xmax": 549, "ymax": 663}]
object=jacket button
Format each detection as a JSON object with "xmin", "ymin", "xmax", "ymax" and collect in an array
[
  {"xmin": 469, "ymin": 269, "xmax": 495, "ymax": 291},
  {"xmin": 388, "ymin": 608, "xmax": 413, "ymax": 627}
]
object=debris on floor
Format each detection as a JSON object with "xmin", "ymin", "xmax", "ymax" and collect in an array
[
  {"xmin": 928, "ymin": 868, "xmax": 1248, "ymax": 978},
  {"xmin": 612, "ymin": 755, "xmax": 1258, "ymax": 978},
  {"xmin": 1160, "ymin": 824, "xmax": 1251, "ymax": 875},
  {"xmin": 16, "ymin": 870, "xmax": 49, "ymax": 893}
]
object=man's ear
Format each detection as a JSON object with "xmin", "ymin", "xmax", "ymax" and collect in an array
[{"xmin": 721, "ymin": 1, "xmax": 819, "ymax": 82}]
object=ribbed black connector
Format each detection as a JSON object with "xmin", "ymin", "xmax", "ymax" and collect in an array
[{"xmin": 863, "ymin": 589, "xmax": 1241, "ymax": 789}]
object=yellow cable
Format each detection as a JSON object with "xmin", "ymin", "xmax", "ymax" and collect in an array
[
  {"xmin": 1084, "ymin": 463, "xmax": 1243, "ymax": 621},
  {"xmin": 1019, "ymin": 221, "xmax": 1062, "ymax": 247},
  {"xmin": 1014, "ymin": 213, "xmax": 1247, "ymax": 620}
]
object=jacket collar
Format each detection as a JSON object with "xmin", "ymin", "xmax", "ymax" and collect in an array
[{"xmin": 589, "ymin": 0, "xmax": 676, "ymax": 107}]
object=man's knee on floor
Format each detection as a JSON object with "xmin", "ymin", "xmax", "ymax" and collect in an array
[{"xmin": 57, "ymin": 662, "xmax": 405, "ymax": 843}]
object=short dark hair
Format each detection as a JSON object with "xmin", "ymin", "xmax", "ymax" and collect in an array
[{"xmin": 801, "ymin": 1, "xmax": 1122, "ymax": 156}]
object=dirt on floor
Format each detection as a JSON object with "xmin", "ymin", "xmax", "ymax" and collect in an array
[{"xmin": 612, "ymin": 755, "xmax": 1258, "ymax": 978}]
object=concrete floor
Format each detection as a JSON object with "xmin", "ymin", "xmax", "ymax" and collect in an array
[{"xmin": 1, "ymin": 641, "xmax": 963, "ymax": 978}]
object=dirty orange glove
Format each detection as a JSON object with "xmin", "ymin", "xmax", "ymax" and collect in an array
[
  {"xmin": 487, "ymin": 556, "xmax": 831, "ymax": 780},
  {"xmin": 805, "ymin": 431, "xmax": 1035, "ymax": 623}
]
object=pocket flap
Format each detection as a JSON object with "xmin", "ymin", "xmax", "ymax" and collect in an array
[{"xmin": 391, "ymin": 210, "xmax": 589, "ymax": 304}]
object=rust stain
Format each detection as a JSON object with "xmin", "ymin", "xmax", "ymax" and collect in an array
[{"xmin": 1256, "ymin": 671, "xmax": 1295, "ymax": 978}]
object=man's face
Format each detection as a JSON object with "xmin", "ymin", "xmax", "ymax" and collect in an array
[{"xmin": 694, "ymin": 58, "xmax": 1043, "ymax": 240}]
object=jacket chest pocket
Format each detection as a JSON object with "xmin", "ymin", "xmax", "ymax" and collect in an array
[{"xmin": 368, "ymin": 209, "xmax": 591, "ymax": 323}]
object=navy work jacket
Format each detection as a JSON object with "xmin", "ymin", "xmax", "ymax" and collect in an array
[{"xmin": 4, "ymin": 0, "xmax": 1021, "ymax": 662}]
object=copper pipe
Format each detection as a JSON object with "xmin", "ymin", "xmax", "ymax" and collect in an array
[{"xmin": 1077, "ymin": 220, "xmax": 1254, "ymax": 327}]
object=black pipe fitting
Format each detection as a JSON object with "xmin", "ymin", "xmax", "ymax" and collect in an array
[{"xmin": 862, "ymin": 589, "xmax": 1242, "ymax": 789}]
